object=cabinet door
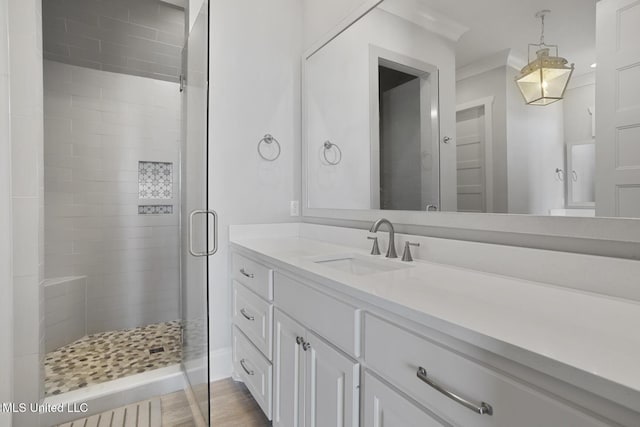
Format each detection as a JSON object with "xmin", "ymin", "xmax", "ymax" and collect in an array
[
  {"xmin": 363, "ymin": 372, "xmax": 449, "ymax": 427},
  {"xmin": 273, "ymin": 310, "xmax": 306, "ymax": 427},
  {"xmin": 304, "ymin": 331, "xmax": 359, "ymax": 427}
]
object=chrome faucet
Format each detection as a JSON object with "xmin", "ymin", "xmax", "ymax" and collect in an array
[{"xmin": 369, "ymin": 218, "xmax": 397, "ymax": 258}]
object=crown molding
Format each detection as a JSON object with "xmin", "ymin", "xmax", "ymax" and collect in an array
[
  {"xmin": 456, "ymin": 49, "xmax": 526, "ymax": 81},
  {"xmin": 567, "ymin": 71, "xmax": 596, "ymax": 90}
]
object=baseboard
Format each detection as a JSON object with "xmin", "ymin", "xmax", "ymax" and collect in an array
[{"xmin": 210, "ymin": 347, "xmax": 232, "ymax": 382}]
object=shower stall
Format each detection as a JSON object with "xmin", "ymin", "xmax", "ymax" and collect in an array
[{"xmin": 40, "ymin": 0, "xmax": 213, "ymax": 424}]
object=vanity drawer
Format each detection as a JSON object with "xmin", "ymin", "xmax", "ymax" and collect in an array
[
  {"xmin": 232, "ymin": 281, "xmax": 273, "ymax": 359},
  {"xmin": 364, "ymin": 314, "xmax": 610, "ymax": 427},
  {"xmin": 274, "ymin": 272, "xmax": 361, "ymax": 358},
  {"xmin": 363, "ymin": 371, "xmax": 450, "ymax": 427},
  {"xmin": 232, "ymin": 326, "xmax": 273, "ymax": 420},
  {"xmin": 232, "ymin": 252, "xmax": 273, "ymax": 301}
]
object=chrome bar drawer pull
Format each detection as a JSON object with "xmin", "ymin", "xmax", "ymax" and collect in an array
[
  {"xmin": 240, "ymin": 308, "xmax": 254, "ymax": 321},
  {"xmin": 240, "ymin": 359, "xmax": 254, "ymax": 376},
  {"xmin": 417, "ymin": 367, "xmax": 493, "ymax": 416},
  {"xmin": 240, "ymin": 268, "xmax": 254, "ymax": 278}
]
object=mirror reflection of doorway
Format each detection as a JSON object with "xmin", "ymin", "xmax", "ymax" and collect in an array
[
  {"xmin": 567, "ymin": 141, "xmax": 596, "ymax": 207},
  {"xmin": 379, "ymin": 66, "xmax": 421, "ymax": 210},
  {"xmin": 375, "ymin": 52, "xmax": 440, "ymax": 212}
]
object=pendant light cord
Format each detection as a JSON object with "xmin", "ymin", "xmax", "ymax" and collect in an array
[{"xmin": 536, "ymin": 9, "xmax": 551, "ymax": 46}]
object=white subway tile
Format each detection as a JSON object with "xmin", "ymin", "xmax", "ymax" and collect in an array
[
  {"xmin": 44, "ymin": 63, "xmax": 181, "ymax": 333},
  {"xmin": 12, "ymin": 198, "xmax": 39, "ymax": 276},
  {"xmin": 11, "ymin": 116, "xmax": 40, "ymax": 197},
  {"xmin": 13, "ymin": 275, "xmax": 41, "ymax": 356}
]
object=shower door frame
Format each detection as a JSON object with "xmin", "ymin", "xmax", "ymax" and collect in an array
[{"xmin": 180, "ymin": 0, "xmax": 214, "ymax": 424}]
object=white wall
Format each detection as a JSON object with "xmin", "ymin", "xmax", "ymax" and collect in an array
[
  {"xmin": 306, "ymin": 8, "xmax": 456, "ymax": 210},
  {"xmin": 208, "ymin": 0, "xmax": 301, "ymax": 372},
  {"xmin": 0, "ymin": 0, "xmax": 14, "ymax": 424},
  {"xmin": 507, "ymin": 67, "xmax": 565, "ymax": 215},
  {"xmin": 564, "ymin": 77, "xmax": 596, "ymax": 142},
  {"xmin": 303, "ymin": 0, "xmax": 378, "ymax": 50},
  {"xmin": 456, "ymin": 66, "xmax": 509, "ymax": 213},
  {"xmin": 43, "ymin": 61, "xmax": 182, "ymax": 334},
  {"xmin": 7, "ymin": 0, "xmax": 45, "ymax": 425}
]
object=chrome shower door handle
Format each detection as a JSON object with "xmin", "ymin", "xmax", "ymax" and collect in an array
[{"xmin": 188, "ymin": 209, "xmax": 219, "ymax": 257}]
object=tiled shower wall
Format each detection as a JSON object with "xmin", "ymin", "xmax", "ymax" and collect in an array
[{"xmin": 44, "ymin": 60, "xmax": 181, "ymax": 334}]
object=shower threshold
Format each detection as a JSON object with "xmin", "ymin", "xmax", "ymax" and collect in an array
[{"xmin": 43, "ymin": 364, "xmax": 184, "ymax": 427}]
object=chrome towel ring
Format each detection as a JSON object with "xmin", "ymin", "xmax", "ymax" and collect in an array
[
  {"xmin": 258, "ymin": 134, "xmax": 281, "ymax": 161},
  {"xmin": 323, "ymin": 140, "xmax": 342, "ymax": 165}
]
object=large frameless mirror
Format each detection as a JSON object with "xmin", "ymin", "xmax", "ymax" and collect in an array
[{"xmin": 303, "ymin": 0, "xmax": 640, "ymax": 221}]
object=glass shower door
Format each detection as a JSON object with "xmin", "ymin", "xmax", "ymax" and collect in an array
[{"xmin": 181, "ymin": 1, "xmax": 212, "ymax": 425}]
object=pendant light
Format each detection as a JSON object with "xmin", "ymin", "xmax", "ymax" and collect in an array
[{"xmin": 515, "ymin": 10, "xmax": 574, "ymax": 106}]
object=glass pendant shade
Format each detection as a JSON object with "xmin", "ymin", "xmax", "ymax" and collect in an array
[{"xmin": 516, "ymin": 49, "xmax": 574, "ymax": 106}]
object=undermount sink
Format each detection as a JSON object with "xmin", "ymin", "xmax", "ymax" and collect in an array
[{"xmin": 310, "ymin": 254, "xmax": 411, "ymax": 276}]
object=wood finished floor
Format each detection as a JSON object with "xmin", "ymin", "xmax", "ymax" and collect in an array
[{"xmin": 161, "ymin": 378, "xmax": 271, "ymax": 427}]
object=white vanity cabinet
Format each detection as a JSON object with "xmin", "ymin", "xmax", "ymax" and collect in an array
[
  {"xmin": 230, "ymin": 246, "xmax": 638, "ymax": 427},
  {"xmin": 364, "ymin": 314, "xmax": 612, "ymax": 427},
  {"xmin": 232, "ymin": 281, "xmax": 273, "ymax": 357},
  {"xmin": 272, "ymin": 271, "xmax": 360, "ymax": 427},
  {"xmin": 230, "ymin": 253, "xmax": 275, "ymax": 420},
  {"xmin": 363, "ymin": 372, "xmax": 450, "ymax": 427},
  {"xmin": 273, "ymin": 308, "xmax": 359, "ymax": 427},
  {"xmin": 273, "ymin": 309, "xmax": 306, "ymax": 427},
  {"xmin": 232, "ymin": 326, "xmax": 273, "ymax": 418},
  {"xmin": 232, "ymin": 252, "xmax": 273, "ymax": 300}
]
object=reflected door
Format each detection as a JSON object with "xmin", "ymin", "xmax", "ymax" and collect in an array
[
  {"xmin": 596, "ymin": 0, "xmax": 640, "ymax": 217},
  {"xmin": 181, "ymin": 1, "xmax": 212, "ymax": 425},
  {"xmin": 455, "ymin": 106, "xmax": 487, "ymax": 213}
]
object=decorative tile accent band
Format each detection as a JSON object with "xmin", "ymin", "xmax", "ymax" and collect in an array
[
  {"xmin": 138, "ymin": 205, "xmax": 174, "ymax": 215},
  {"xmin": 138, "ymin": 161, "xmax": 173, "ymax": 199}
]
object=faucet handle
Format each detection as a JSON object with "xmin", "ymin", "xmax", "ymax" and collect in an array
[
  {"xmin": 401, "ymin": 241, "xmax": 420, "ymax": 262},
  {"xmin": 367, "ymin": 236, "xmax": 381, "ymax": 255}
]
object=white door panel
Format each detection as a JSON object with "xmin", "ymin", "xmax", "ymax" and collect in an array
[
  {"xmin": 455, "ymin": 106, "xmax": 486, "ymax": 213},
  {"xmin": 596, "ymin": 0, "xmax": 640, "ymax": 217},
  {"xmin": 273, "ymin": 310, "xmax": 306, "ymax": 427},
  {"xmin": 304, "ymin": 332, "xmax": 359, "ymax": 427}
]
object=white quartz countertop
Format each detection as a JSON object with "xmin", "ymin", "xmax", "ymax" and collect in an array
[{"xmin": 230, "ymin": 234, "xmax": 640, "ymax": 409}]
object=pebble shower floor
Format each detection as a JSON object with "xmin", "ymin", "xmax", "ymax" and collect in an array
[{"xmin": 44, "ymin": 321, "xmax": 182, "ymax": 396}]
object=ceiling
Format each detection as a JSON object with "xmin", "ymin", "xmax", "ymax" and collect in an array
[
  {"xmin": 382, "ymin": 0, "xmax": 597, "ymax": 77},
  {"xmin": 43, "ymin": 0, "xmax": 185, "ymax": 82}
]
